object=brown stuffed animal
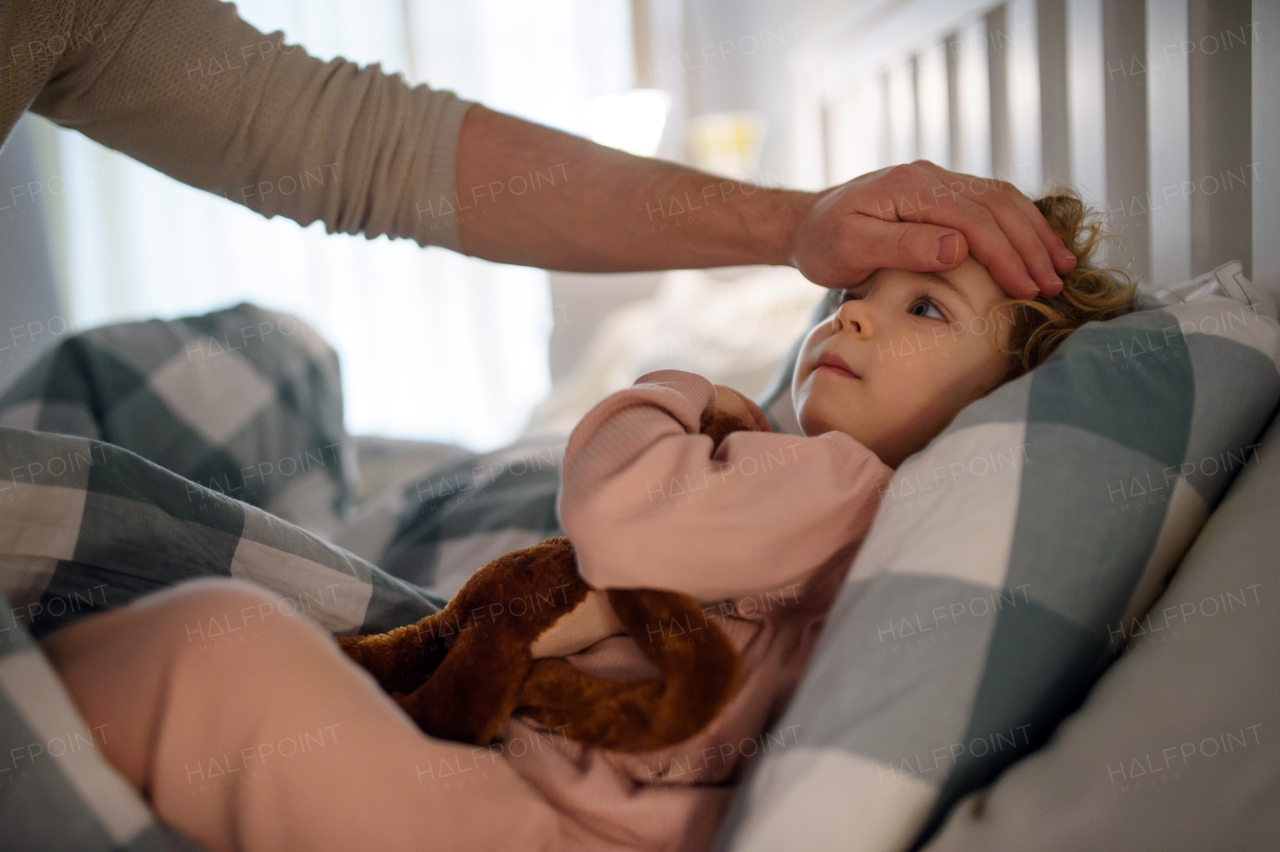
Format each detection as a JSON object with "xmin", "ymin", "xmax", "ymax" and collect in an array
[{"xmin": 339, "ymin": 408, "xmax": 755, "ymax": 753}]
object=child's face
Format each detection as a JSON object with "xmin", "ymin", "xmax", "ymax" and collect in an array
[{"xmin": 792, "ymin": 257, "xmax": 1014, "ymax": 468}]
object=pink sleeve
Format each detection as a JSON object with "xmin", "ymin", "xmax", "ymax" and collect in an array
[{"xmin": 556, "ymin": 369, "xmax": 893, "ymax": 602}]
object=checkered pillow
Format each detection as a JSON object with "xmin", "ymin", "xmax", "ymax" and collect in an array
[{"xmin": 0, "ymin": 303, "xmax": 357, "ymax": 539}]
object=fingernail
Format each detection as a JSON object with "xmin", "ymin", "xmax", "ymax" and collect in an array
[{"xmin": 936, "ymin": 234, "xmax": 959, "ymax": 264}]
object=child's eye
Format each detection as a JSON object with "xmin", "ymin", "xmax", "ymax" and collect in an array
[{"xmin": 909, "ymin": 299, "xmax": 946, "ymax": 321}]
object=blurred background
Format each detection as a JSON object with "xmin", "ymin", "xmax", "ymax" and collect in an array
[{"xmin": 0, "ymin": 0, "xmax": 1274, "ymax": 450}]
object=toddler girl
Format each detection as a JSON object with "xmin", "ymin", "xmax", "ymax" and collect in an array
[{"xmin": 37, "ymin": 191, "xmax": 1136, "ymax": 852}]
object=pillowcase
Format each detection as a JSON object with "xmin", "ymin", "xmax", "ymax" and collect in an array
[
  {"xmin": 0, "ymin": 302, "xmax": 358, "ymax": 538},
  {"xmin": 712, "ymin": 261, "xmax": 1280, "ymax": 852},
  {"xmin": 916, "ymin": 375, "xmax": 1280, "ymax": 851}
]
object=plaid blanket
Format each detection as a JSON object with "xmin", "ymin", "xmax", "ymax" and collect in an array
[
  {"xmin": 0, "ymin": 303, "xmax": 447, "ymax": 851},
  {"xmin": 0, "ymin": 605, "xmax": 208, "ymax": 848},
  {"xmin": 0, "ymin": 426, "xmax": 449, "ymax": 850},
  {"xmin": 0, "ymin": 301, "xmax": 573, "ymax": 851},
  {"xmin": 375, "ymin": 434, "xmax": 568, "ymax": 596},
  {"xmin": 0, "ymin": 302, "xmax": 359, "ymax": 540}
]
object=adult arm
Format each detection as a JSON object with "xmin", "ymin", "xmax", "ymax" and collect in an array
[
  {"xmin": 556, "ymin": 369, "xmax": 894, "ymax": 603},
  {"xmin": 455, "ymin": 106, "xmax": 1078, "ymax": 299},
  {"xmin": 26, "ymin": 0, "xmax": 475, "ymax": 251},
  {"xmin": 23, "ymin": 0, "xmax": 1073, "ymax": 299}
]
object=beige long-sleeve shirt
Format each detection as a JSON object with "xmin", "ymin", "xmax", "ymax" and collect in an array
[{"xmin": 0, "ymin": 0, "xmax": 475, "ymax": 252}]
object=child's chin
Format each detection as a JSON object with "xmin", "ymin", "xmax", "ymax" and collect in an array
[{"xmin": 796, "ymin": 407, "xmax": 838, "ymax": 439}]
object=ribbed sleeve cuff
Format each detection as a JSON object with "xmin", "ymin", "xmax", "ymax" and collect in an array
[
  {"xmin": 412, "ymin": 92, "xmax": 478, "ymax": 253},
  {"xmin": 631, "ymin": 369, "xmax": 718, "ymax": 431}
]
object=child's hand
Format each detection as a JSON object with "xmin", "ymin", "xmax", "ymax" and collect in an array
[{"xmin": 712, "ymin": 385, "xmax": 774, "ymax": 433}]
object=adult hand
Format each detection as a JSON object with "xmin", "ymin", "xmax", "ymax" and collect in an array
[
  {"xmin": 790, "ymin": 160, "xmax": 1078, "ymax": 300},
  {"xmin": 712, "ymin": 385, "xmax": 773, "ymax": 433}
]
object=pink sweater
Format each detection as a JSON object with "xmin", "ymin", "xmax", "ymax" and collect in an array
[{"xmin": 479, "ymin": 369, "xmax": 893, "ymax": 851}]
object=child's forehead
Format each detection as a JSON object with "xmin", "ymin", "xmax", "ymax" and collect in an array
[{"xmin": 852, "ymin": 261, "xmax": 1004, "ymax": 307}]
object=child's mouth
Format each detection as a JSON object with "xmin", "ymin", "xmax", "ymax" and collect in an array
[{"xmin": 816, "ymin": 352, "xmax": 860, "ymax": 379}]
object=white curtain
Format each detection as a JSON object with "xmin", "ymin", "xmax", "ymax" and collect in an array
[{"xmin": 51, "ymin": 0, "xmax": 634, "ymax": 451}]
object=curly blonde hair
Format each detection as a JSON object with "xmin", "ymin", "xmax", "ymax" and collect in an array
[{"xmin": 989, "ymin": 188, "xmax": 1139, "ymax": 381}]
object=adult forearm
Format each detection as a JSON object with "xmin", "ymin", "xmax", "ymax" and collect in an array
[{"xmin": 453, "ymin": 105, "xmax": 818, "ymax": 271}]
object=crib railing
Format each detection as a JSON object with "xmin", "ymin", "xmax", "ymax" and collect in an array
[{"xmin": 789, "ymin": 0, "xmax": 1276, "ymax": 292}]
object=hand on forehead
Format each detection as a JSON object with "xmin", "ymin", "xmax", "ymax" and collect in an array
[{"xmin": 792, "ymin": 160, "xmax": 1076, "ymax": 300}]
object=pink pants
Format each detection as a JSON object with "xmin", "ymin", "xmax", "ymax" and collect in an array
[{"xmin": 39, "ymin": 577, "xmax": 565, "ymax": 852}]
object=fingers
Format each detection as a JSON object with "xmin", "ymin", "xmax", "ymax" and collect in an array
[
  {"xmin": 841, "ymin": 215, "xmax": 972, "ymax": 281},
  {"xmin": 999, "ymin": 181, "xmax": 1078, "ymax": 278},
  {"xmin": 808, "ymin": 161, "xmax": 1077, "ymax": 299},
  {"xmin": 738, "ymin": 394, "xmax": 773, "ymax": 433},
  {"xmin": 930, "ymin": 192, "xmax": 1044, "ymax": 299},
  {"xmin": 910, "ymin": 162, "xmax": 1073, "ymax": 296},
  {"xmin": 712, "ymin": 385, "xmax": 769, "ymax": 432}
]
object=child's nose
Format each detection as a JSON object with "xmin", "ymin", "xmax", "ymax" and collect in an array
[{"xmin": 834, "ymin": 298, "xmax": 872, "ymax": 336}]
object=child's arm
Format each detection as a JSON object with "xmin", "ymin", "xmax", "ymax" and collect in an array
[{"xmin": 557, "ymin": 369, "xmax": 893, "ymax": 602}]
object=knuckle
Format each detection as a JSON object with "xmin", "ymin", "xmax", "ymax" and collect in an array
[
  {"xmin": 886, "ymin": 163, "xmax": 916, "ymax": 185},
  {"xmin": 971, "ymin": 205, "xmax": 998, "ymax": 228}
]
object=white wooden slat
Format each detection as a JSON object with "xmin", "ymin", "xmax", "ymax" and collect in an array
[
  {"xmin": 917, "ymin": 37, "xmax": 952, "ymax": 167},
  {"xmin": 887, "ymin": 57, "xmax": 920, "ymax": 163},
  {"xmin": 1038, "ymin": 0, "xmax": 1073, "ymax": 189},
  {"xmin": 1006, "ymin": 0, "xmax": 1044, "ymax": 192},
  {"xmin": 1146, "ymin": 0, "xmax": 1193, "ymax": 284},
  {"xmin": 1187, "ymin": 0, "xmax": 1254, "ymax": 279},
  {"xmin": 988, "ymin": 6, "xmax": 1013, "ymax": 182},
  {"xmin": 956, "ymin": 17, "xmax": 995, "ymax": 176},
  {"xmin": 1066, "ymin": 0, "xmax": 1107, "ymax": 210},
  {"xmin": 793, "ymin": 57, "xmax": 830, "ymax": 190}
]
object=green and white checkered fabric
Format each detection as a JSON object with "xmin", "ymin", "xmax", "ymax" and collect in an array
[
  {"xmin": 0, "ymin": 302, "xmax": 358, "ymax": 540},
  {"xmin": 0, "ymin": 606, "xmax": 209, "ymax": 851},
  {"xmin": 0, "ymin": 426, "xmax": 449, "ymax": 850}
]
